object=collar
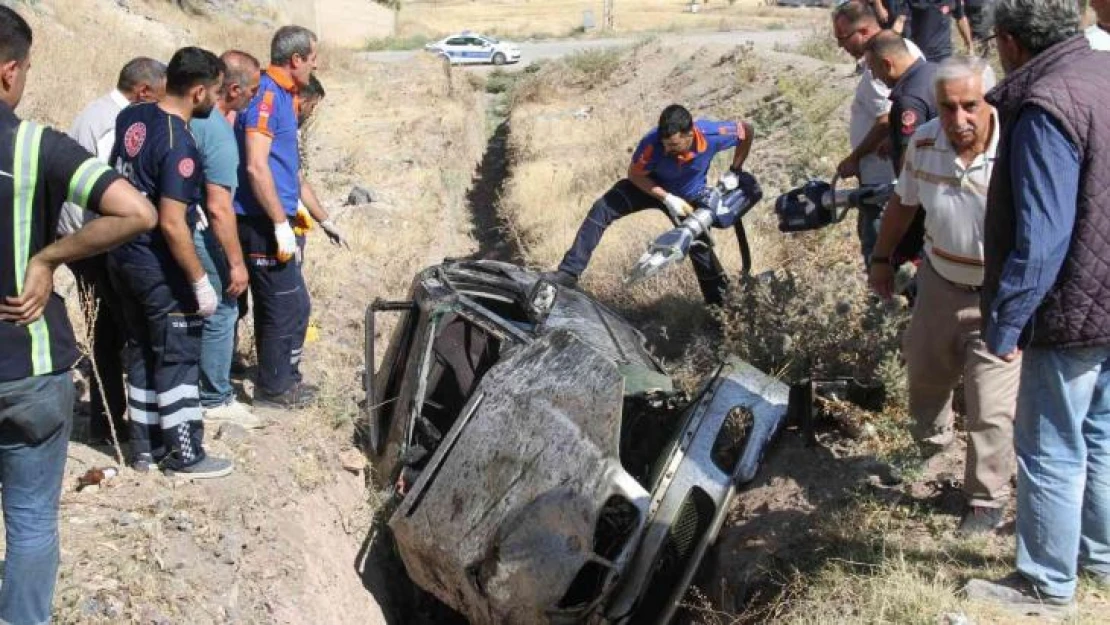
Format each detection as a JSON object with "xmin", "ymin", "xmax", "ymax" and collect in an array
[
  {"xmin": 1086, "ymin": 24, "xmax": 1110, "ymax": 51},
  {"xmin": 109, "ymin": 89, "xmax": 131, "ymax": 109},
  {"xmin": 265, "ymin": 66, "xmax": 299, "ymax": 94},
  {"xmin": 672, "ymin": 127, "xmax": 708, "ymax": 164}
]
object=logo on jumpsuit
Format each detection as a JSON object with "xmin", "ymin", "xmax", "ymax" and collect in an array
[
  {"xmin": 123, "ymin": 122, "xmax": 146, "ymax": 158},
  {"xmin": 177, "ymin": 157, "xmax": 196, "ymax": 178},
  {"xmin": 901, "ymin": 110, "xmax": 918, "ymax": 135}
]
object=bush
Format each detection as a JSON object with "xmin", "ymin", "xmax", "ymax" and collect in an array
[{"xmin": 364, "ymin": 34, "xmax": 434, "ymax": 51}]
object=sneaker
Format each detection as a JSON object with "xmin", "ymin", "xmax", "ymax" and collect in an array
[
  {"xmin": 171, "ymin": 455, "xmax": 234, "ymax": 480},
  {"xmin": 539, "ymin": 269, "xmax": 578, "ymax": 289},
  {"xmin": 957, "ymin": 505, "xmax": 1006, "ymax": 536},
  {"xmin": 253, "ymin": 383, "xmax": 318, "ymax": 410},
  {"xmin": 203, "ymin": 400, "xmax": 265, "ymax": 430},
  {"xmin": 131, "ymin": 452, "xmax": 155, "ymax": 473},
  {"xmin": 963, "ymin": 572, "xmax": 1076, "ymax": 618}
]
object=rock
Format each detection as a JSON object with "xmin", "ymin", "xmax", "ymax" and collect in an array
[
  {"xmin": 940, "ymin": 612, "xmax": 974, "ymax": 625},
  {"xmin": 217, "ymin": 422, "xmax": 249, "ymax": 444},
  {"xmin": 217, "ymin": 531, "xmax": 246, "ymax": 566},
  {"xmin": 346, "ymin": 185, "xmax": 376, "ymax": 206},
  {"xmin": 339, "ymin": 448, "xmax": 368, "ymax": 474},
  {"xmin": 79, "ymin": 484, "xmax": 101, "ymax": 495},
  {"xmin": 168, "ymin": 511, "xmax": 193, "ymax": 532}
]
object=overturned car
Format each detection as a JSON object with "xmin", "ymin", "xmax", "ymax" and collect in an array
[{"xmin": 362, "ymin": 260, "xmax": 789, "ymax": 625}]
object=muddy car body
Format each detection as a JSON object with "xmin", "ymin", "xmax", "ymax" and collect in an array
[{"xmin": 363, "ymin": 260, "xmax": 788, "ymax": 624}]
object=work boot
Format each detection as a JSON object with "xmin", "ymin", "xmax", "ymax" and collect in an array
[
  {"xmin": 957, "ymin": 505, "xmax": 1006, "ymax": 536},
  {"xmin": 963, "ymin": 572, "xmax": 1076, "ymax": 618},
  {"xmin": 539, "ymin": 269, "xmax": 578, "ymax": 289},
  {"xmin": 203, "ymin": 399, "xmax": 265, "ymax": 430},
  {"xmin": 131, "ymin": 452, "xmax": 155, "ymax": 474},
  {"xmin": 253, "ymin": 382, "xmax": 318, "ymax": 410},
  {"xmin": 172, "ymin": 455, "xmax": 234, "ymax": 480}
]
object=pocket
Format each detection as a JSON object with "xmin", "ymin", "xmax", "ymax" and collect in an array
[
  {"xmin": 1, "ymin": 374, "xmax": 75, "ymax": 443},
  {"xmin": 161, "ymin": 313, "xmax": 204, "ymax": 364}
]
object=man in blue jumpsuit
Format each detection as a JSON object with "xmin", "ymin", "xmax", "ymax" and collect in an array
[
  {"xmin": 545, "ymin": 104, "xmax": 754, "ymax": 306},
  {"xmin": 108, "ymin": 47, "xmax": 233, "ymax": 477}
]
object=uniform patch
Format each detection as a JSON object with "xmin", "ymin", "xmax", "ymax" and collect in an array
[
  {"xmin": 915, "ymin": 138, "xmax": 936, "ymax": 148},
  {"xmin": 901, "ymin": 110, "xmax": 918, "ymax": 135},
  {"xmin": 123, "ymin": 122, "xmax": 146, "ymax": 158},
  {"xmin": 940, "ymin": 4, "xmax": 950, "ymax": 14},
  {"xmin": 177, "ymin": 157, "xmax": 196, "ymax": 178}
]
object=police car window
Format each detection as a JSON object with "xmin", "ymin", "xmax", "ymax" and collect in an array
[
  {"xmin": 445, "ymin": 37, "xmax": 467, "ymax": 46},
  {"xmin": 468, "ymin": 38, "xmax": 487, "ymax": 46}
]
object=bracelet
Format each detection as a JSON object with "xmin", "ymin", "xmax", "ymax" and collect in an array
[{"xmin": 870, "ymin": 255, "xmax": 890, "ymax": 265}]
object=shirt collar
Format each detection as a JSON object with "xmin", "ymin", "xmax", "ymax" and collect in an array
[
  {"xmin": 109, "ymin": 89, "xmax": 131, "ymax": 109},
  {"xmin": 265, "ymin": 66, "xmax": 299, "ymax": 94},
  {"xmin": 1086, "ymin": 24, "xmax": 1110, "ymax": 51},
  {"xmin": 673, "ymin": 127, "xmax": 708, "ymax": 164}
]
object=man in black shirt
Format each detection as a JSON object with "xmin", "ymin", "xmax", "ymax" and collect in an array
[
  {"xmin": 0, "ymin": 7, "xmax": 156, "ymax": 623},
  {"xmin": 898, "ymin": 0, "xmax": 974, "ymax": 60},
  {"xmin": 108, "ymin": 47, "xmax": 234, "ymax": 478},
  {"xmin": 868, "ymin": 30, "xmax": 940, "ymax": 173}
]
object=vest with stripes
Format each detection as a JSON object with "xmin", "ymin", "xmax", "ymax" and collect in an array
[{"xmin": 1, "ymin": 103, "xmax": 116, "ymax": 382}]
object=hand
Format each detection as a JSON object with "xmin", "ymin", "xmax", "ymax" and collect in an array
[
  {"xmin": 319, "ymin": 219, "xmax": 349, "ymax": 249},
  {"xmin": 999, "ymin": 348, "xmax": 1022, "ymax": 363},
  {"xmin": 836, "ymin": 155, "xmax": 860, "ymax": 179},
  {"xmin": 868, "ymin": 261, "xmax": 895, "ymax": 299},
  {"xmin": 274, "ymin": 220, "xmax": 297, "ymax": 263},
  {"xmin": 662, "ymin": 193, "xmax": 692, "ymax": 222},
  {"xmin": 875, "ymin": 5, "xmax": 889, "ymax": 24},
  {"xmin": 718, "ymin": 170, "xmax": 741, "ymax": 191},
  {"xmin": 0, "ymin": 257, "xmax": 55, "ymax": 325},
  {"xmin": 193, "ymin": 275, "xmax": 218, "ymax": 317},
  {"xmin": 226, "ymin": 261, "xmax": 249, "ymax": 298}
]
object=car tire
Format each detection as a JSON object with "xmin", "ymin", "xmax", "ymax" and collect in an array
[{"xmin": 492, "ymin": 52, "xmax": 507, "ymax": 66}]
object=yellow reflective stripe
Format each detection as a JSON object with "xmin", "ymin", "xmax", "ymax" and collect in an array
[
  {"xmin": 13, "ymin": 120, "xmax": 52, "ymax": 374},
  {"xmin": 67, "ymin": 158, "xmax": 112, "ymax": 207}
]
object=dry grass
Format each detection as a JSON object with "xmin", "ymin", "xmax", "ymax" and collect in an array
[{"xmin": 396, "ymin": 0, "xmax": 827, "ymax": 39}]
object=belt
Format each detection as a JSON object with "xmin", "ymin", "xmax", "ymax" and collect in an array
[{"xmin": 939, "ymin": 272, "xmax": 981, "ymax": 293}]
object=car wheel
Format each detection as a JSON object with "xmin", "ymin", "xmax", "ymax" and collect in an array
[{"xmin": 492, "ymin": 52, "xmax": 507, "ymax": 66}]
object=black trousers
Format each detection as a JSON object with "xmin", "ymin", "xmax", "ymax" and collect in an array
[
  {"xmin": 557, "ymin": 179, "xmax": 730, "ymax": 305},
  {"xmin": 68, "ymin": 254, "xmax": 128, "ymax": 442}
]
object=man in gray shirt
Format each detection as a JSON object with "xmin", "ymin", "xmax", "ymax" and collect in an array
[{"xmin": 62, "ymin": 57, "xmax": 164, "ymax": 446}]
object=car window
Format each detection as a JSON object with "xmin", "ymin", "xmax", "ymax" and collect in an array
[
  {"xmin": 445, "ymin": 37, "xmax": 467, "ymax": 46},
  {"xmin": 466, "ymin": 37, "xmax": 486, "ymax": 46}
]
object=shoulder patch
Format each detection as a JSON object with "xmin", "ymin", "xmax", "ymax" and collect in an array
[
  {"xmin": 123, "ymin": 122, "xmax": 146, "ymax": 158},
  {"xmin": 257, "ymin": 91, "xmax": 276, "ymax": 133},
  {"xmin": 178, "ymin": 157, "xmax": 196, "ymax": 178},
  {"xmin": 901, "ymin": 109, "xmax": 918, "ymax": 136}
]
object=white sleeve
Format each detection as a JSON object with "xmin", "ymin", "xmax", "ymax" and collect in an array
[
  {"xmin": 94, "ymin": 130, "xmax": 116, "ymax": 164},
  {"xmin": 859, "ymin": 70, "xmax": 893, "ymax": 118},
  {"xmin": 896, "ymin": 142, "xmax": 920, "ymax": 206}
]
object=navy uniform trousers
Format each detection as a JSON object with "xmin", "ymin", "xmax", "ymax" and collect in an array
[{"xmin": 238, "ymin": 216, "xmax": 311, "ymax": 397}]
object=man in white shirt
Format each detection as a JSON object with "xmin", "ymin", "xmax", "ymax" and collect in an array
[
  {"xmin": 62, "ymin": 57, "xmax": 165, "ymax": 445},
  {"xmin": 868, "ymin": 56, "xmax": 1019, "ymax": 535},
  {"xmin": 832, "ymin": 0, "xmax": 924, "ymax": 267}
]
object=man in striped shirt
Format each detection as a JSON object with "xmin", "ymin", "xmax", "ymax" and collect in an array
[
  {"xmin": 0, "ymin": 7, "xmax": 156, "ymax": 622},
  {"xmin": 868, "ymin": 55, "xmax": 1018, "ymax": 535}
]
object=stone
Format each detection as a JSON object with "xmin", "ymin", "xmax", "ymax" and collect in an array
[
  {"xmin": 339, "ymin": 448, "xmax": 368, "ymax": 474},
  {"xmin": 346, "ymin": 185, "xmax": 376, "ymax": 206},
  {"xmin": 217, "ymin": 422, "xmax": 249, "ymax": 444},
  {"xmin": 217, "ymin": 532, "xmax": 246, "ymax": 566}
]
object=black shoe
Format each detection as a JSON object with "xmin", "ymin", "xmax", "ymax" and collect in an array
[
  {"xmin": 539, "ymin": 269, "xmax": 578, "ymax": 289},
  {"xmin": 957, "ymin": 505, "xmax": 1006, "ymax": 535},
  {"xmin": 131, "ymin": 452, "xmax": 154, "ymax": 473},
  {"xmin": 253, "ymin": 383, "xmax": 318, "ymax": 410}
]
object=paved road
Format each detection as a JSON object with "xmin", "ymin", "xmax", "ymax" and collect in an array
[{"xmin": 360, "ymin": 29, "xmax": 809, "ymax": 66}]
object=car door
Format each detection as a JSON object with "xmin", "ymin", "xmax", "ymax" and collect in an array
[
  {"xmin": 462, "ymin": 37, "xmax": 492, "ymax": 63},
  {"xmin": 441, "ymin": 37, "xmax": 469, "ymax": 63}
]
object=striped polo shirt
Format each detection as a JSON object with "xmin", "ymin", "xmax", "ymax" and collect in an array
[
  {"xmin": 896, "ymin": 112, "xmax": 1000, "ymax": 286},
  {"xmin": 1, "ymin": 102, "xmax": 121, "ymax": 382}
]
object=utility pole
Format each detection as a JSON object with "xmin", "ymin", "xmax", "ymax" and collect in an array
[{"xmin": 602, "ymin": 0, "xmax": 614, "ymax": 31}]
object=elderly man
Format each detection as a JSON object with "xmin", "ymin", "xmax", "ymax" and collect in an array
[
  {"xmin": 234, "ymin": 26, "xmax": 320, "ymax": 409},
  {"xmin": 965, "ymin": 0, "xmax": 1110, "ymax": 615},
  {"xmin": 834, "ymin": 1, "xmax": 925, "ymax": 267},
  {"xmin": 60, "ymin": 57, "xmax": 165, "ymax": 445},
  {"xmin": 869, "ymin": 56, "xmax": 1014, "ymax": 535},
  {"xmin": 191, "ymin": 50, "xmax": 262, "ymax": 429}
]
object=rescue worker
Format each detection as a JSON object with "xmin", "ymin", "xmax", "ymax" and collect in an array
[
  {"xmin": 292, "ymin": 73, "xmax": 347, "ymax": 264},
  {"xmin": 234, "ymin": 25, "xmax": 320, "ymax": 409},
  {"xmin": 544, "ymin": 104, "xmax": 755, "ymax": 306},
  {"xmin": 191, "ymin": 50, "xmax": 263, "ymax": 429},
  {"xmin": 868, "ymin": 30, "xmax": 940, "ymax": 173},
  {"xmin": 108, "ymin": 46, "xmax": 234, "ymax": 477},
  {"xmin": 895, "ymin": 0, "xmax": 975, "ymax": 61},
  {"xmin": 0, "ymin": 7, "xmax": 157, "ymax": 621},
  {"xmin": 869, "ymin": 56, "xmax": 1016, "ymax": 535},
  {"xmin": 59, "ymin": 56, "xmax": 165, "ymax": 445}
]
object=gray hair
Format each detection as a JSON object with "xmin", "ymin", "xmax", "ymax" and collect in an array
[
  {"xmin": 116, "ymin": 57, "xmax": 166, "ymax": 93},
  {"xmin": 270, "ymin": 25, "xmax": 317, "ymax": 66},
  {"xmin": 220, "ymin": 50, "xmax": 260, "ymax": 88},
  {"xmin": 991, "ymin": 0, "xmax": 1080, "ymax": 55},
  {"xmin": 934, "ymin": 55, "xmax": 997, "ymax": 93}
]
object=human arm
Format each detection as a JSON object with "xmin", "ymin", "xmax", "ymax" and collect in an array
[
  {"xmin": 244, "ymin": 131, "xmax": 297, "ymax": 262},
  {"xmin": 729, "ymin": 121, "xmax": 754, "ymax": 172},
  {"xmin": 984, "ymin": 107, "xmax": 1080, "ymax": 359},
  {"xmin": 868, "ymin": 194, "xmax": 921, "ymax": 299},
  {"xmin": 873, "ymin": 0, "xmax": 890, "ymax": 24},
  {"xmin": 838, "ymin": 113, "xmax": 892, "ymax": 178},
  {"xmin": 298, "ymin": 171, "xmax": 347, "ymax": 248},
  {"xmin": 889, "ymin": 97, "xmax": 929, "ymax": 175},
  {"xmin": 204, "ymin": 182, "xmax": 248, "ymax": 297},
  {"xmin": 627, "ymin": 137, "xmax": 692, "ymax": 218}
]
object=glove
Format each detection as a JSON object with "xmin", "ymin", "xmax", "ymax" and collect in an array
[
  {"xmin": 292, "ymin": 206, "xmax": 313, "ymax": 236},
  {"xmin": 662, "ymin": 193, "xmax": 692, "ymax": 222},
  {"xmin": 718, "ymin": 170, "xmax": 740, "ymax": 191},
  {"xmin": 319, "ymin": 219, "xmax": 350, "ymax": 249},
  {"xmin": 193, "ymin": 275, "xmax": 218, "ymax": 317},
  {"xmin": 274, "ymin": 221, "xmax": 297, "ymax": 263}
]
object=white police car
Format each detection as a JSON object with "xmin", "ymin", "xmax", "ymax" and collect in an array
[{"xmin": 424, "ymin": 32, "xmax": 521, "ymax": 66}]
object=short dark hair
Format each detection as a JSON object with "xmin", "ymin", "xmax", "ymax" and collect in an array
[
  {"xmin": 0, "ymin": 5, "xmax": 33, "ymax": 65},
  {"xmin": 866, "ymin": 29, "xmax": 911, "ymax": 59},
  {"xmin": 301, "ymin": 74, "xmax": 325, "ymax": 100},
  {"xmin": 165, "ymin": 47, "xmax": 225, "ymax": 97},
  {"xmin": 117, "ymin": 57, "xmax": 167, "ymax": 93},
  {"xmin": 658, "ymin": 104, "xmax": 694, "ymax": 138},
  {"xmin": 833, "ymin": 0, "xmax": 878, "ymax": 28}
]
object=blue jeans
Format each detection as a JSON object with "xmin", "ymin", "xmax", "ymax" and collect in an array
[
  {"xmin": 1015, "ymin": 345, "xmax": 1110, "ymax": 600},
  {"xmin": 0, "ymin": 372, "xmax": 75, "ymax": 625},
  {"xmin": 194, "ymin": 228, "xmax": 239, "ymax": 408}
]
